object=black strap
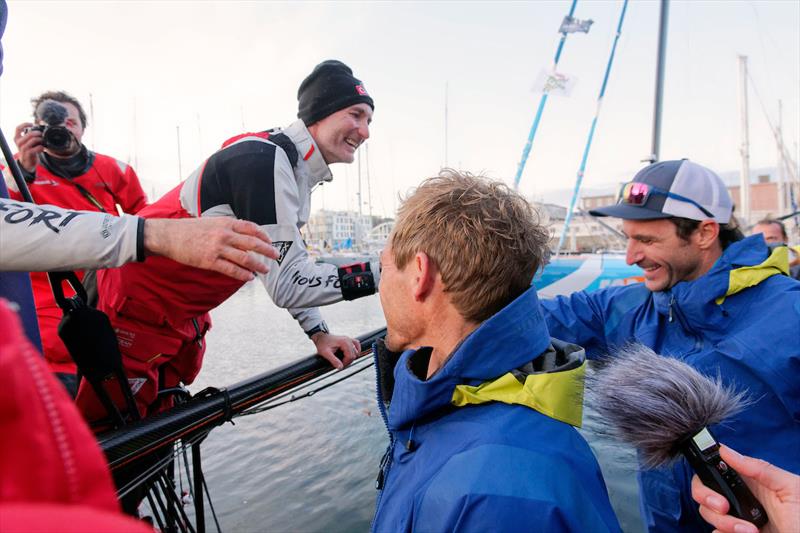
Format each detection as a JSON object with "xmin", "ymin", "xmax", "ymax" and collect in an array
[{"xmin": 69, "ymin": 179, "xmax": 108, "ymax": 213}]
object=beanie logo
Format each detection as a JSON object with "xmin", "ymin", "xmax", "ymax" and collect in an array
[{"xmin": 355, "ymin": 84, "xmax": 369, "ymax": 96}]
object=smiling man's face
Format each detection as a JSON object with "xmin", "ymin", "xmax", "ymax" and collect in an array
[
  {"xmin": 307, "ymin": 103, "xmax": 372, "ymax": 164},
  {"xmin": 623, "ymin": 218, "xmax": 706, "ymax": 292}
]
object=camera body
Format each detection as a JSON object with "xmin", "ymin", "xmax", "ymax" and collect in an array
[
  {"xmin": 28, "ymin": 124, "xmax": 73, "ymax": 153},
  {"xmin": 30, "ymin": 100, "xmax": 75, "ymax": 154}
]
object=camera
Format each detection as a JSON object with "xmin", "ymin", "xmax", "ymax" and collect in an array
[{"xmin": 30, "ymin": 100, "xmax": 75, "ymax": 153}]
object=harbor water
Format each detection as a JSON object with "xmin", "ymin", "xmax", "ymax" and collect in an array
[{"xmin": 190, "ymin": 282, "xmax": 644, "ymax": 532}]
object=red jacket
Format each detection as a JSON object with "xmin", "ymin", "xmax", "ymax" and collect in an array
[
  {"xmin": 3, "ymin": 152, "xmax": 148, "ymax": 374},
  {"xmin": 0, "ymin": 299, "xmax": 151, "ymax": 532}
]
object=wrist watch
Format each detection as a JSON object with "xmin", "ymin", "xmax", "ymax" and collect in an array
[{"xmin": 305, "ymin": 321, "xmax": 330, "ymax": 339}]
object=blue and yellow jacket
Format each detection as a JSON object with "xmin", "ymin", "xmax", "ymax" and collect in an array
[
  {"xmin": 371, "ymin": 287, "xmax": 621, "ymax": 533},
  {"xmin": 541, "ymin": 235, "xmax": 800, "ymax": 533}
]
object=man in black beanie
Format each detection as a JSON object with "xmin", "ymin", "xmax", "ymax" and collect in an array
[
  {"xmin": 79, "ymin": 60, "xmax": 379, "ymax": 422},
  {"xmin": 298, "ymin": 59, "xmax": 374, "ymax": 163}
]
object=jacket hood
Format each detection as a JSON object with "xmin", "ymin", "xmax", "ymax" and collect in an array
[
  {"xmin": 379, "ymin": 287, "xmax": 586, "ymax": 430},
  {"xmin": 652, "ymin": 235, "xmax": 787, "ymax": 325}
]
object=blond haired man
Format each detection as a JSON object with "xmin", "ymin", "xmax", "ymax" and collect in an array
[{"xmin": 370, "ymin": 171, "xmax": 621, "ymax": 533}]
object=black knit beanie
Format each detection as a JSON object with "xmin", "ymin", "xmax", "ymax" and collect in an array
[{"xmin": 297, "ymin": 60, "xmax": 374, "ymax": 126}]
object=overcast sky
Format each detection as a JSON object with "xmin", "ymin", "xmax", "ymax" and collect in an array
[{"xmin": 1, "ymin": 0, "xmax": 798, "ymax": 217}]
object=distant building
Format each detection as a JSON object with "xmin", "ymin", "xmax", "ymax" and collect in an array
[
  {"xmin": 303, "ymin": 209, "xmax": 379, "ymax": 251},
  {"xmin": 533, "ymin": 201, "xmax": 625, "ymax": 253}
]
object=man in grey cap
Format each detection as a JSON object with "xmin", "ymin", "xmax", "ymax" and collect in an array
[{"xmin": 540, "ymin": 159, "xmax": 800, "ymax": 533}]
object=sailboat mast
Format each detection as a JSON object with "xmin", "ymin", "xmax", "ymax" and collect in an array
[
  {"xmin": 777, "ymin": 100, "xmax": 785, "ymax": 215},
  {"xmin": 649, "ymin": 0, "xmax": 669, "ymax": 164},
  {"xmin": 738, "ymin": 55, "xmax": 751, "ymax": 224},
  {"xmin": 444, "ymin": 82, "xmax": 449, "ymax": 168}
]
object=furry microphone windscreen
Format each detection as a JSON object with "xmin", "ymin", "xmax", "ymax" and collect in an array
[{"xmin": 588, "ymin": 344, "xmax": 747, "ymax": 468}]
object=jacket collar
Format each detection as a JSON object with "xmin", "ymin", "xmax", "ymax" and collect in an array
[
  {"xmin": 384, "ymin": 287, "xmax": 583, "ymax": 429},
  {"xmin": 283, "ymin": 119, "xmax": 332, "ymax": 186},
  {"xmin": 652, "ymin": 235, "xmax": 780, "ymax": 326}
]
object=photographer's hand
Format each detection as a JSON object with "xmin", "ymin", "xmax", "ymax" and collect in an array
[{"xmin": 13, "ymin": 122, "xmax": 43, "ymax": 172}]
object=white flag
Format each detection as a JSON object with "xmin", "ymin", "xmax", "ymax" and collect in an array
[{"xmin": 533, "ymin": 69, "xmax": 577, "ymax": 97}]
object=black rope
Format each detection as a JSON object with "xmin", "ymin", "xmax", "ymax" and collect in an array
[
  {"xmin": 201, "ymin": 468, "xmax": 223, "ymax": 533},
  {"xmin": 117, "ymin": 431, "xmax": 208, "ymax": 499},
  {"xmin": 157, "ymin": 473, "xmax": 196, "ymax": 533},
  {"xmin": 182, "ymin": 440, "xmax": 195, "ymax": 499}
]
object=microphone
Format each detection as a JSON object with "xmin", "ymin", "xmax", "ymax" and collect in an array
[{"xmin": 589, "ymin": 343, "xmax": 768, "ymax": 528}]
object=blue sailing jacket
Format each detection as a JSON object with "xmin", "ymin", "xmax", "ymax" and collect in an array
[
  {"xmin": 371, "ymin": 287, "xmax": 621, "ymax": 533},
  {"xmin": 541, "ymin": 235, "xmax": 800, "ymax": 533}
]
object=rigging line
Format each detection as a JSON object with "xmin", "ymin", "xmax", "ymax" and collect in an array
[
  {"xmin": 747, "ymin": 2, "xmax": 776, "ymax": 100},
  {"xmin": 746, "ymin": 72, "xmax": 800, "ymax": 182},
  {"xmin": 239, "ymin": 359, "xmax": 376, "ymax": 417},
  {"xmin": 117, "ymin": 431, "xmax": 209, "ymax": 499},
  {"xmin": 200, "ymin": 468, "xmax": 223, "ymax": 533},
  {"xmin": 238, "ymin": 354, "xmax": 375, "ymax": 411},
  {"xmin": 513, "ymin": 0, "xmax": 579, "ymax": 191},
  {"xmin": 556, "ymin": 0, "xmax": 630, "ymax": 257}
]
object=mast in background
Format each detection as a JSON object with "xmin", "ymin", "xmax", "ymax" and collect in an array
[
  {"xmin": 648, "ymin": 0, "xmax": 669, "ymax": 163},
  {"xmin": 88, "ymin": 93, "xmax": 96, "ymax": 151},
  {"xmin": 738, "ymin": 55, "xmax": 751, "ymax": 224},
  {"xmin": 776, "ymin": 100, "xmax": 785, "ymax": 216},
  {"xmin": 444, "ymin": 82, "xmax": 449, "ymax": 168}
]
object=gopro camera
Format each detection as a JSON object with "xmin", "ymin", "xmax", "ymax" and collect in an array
[{"xmin": 680, "ymin": 427, "xmax": 768, "ymax": 528}]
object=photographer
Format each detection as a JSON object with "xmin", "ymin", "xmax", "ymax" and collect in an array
[{"xmin": 4, "ymin": 90, "xmax": 148, "ymax": 396}]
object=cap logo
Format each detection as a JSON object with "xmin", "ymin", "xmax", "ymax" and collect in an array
[{"xmin": 355, "ymin": 84, "xmax": 368, "ymax": 96}]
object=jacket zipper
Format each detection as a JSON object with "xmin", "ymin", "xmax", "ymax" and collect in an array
[
  {"xmin": 371, "ymin": 345, "xmax": 395, "ymax": 531},
  {"xmin": 668, "ymin": 293, "xmax": 675, "ymax": 322},
  {"xmin": 666, "ymin": 292, "xmax": 704, "ymax": 352}
]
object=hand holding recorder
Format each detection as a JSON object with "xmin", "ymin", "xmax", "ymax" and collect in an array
[{"xmin": 691, "ymin": 445, "xmax": 800, "ymax": 533}]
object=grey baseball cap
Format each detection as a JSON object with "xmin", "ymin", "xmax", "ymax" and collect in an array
[{"xmin": 590, "ymin": 159, "xmax": 733, "ymax": 223}]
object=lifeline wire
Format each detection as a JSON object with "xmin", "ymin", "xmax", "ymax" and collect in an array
[
  {"xmin": 239, "ymin": 355, "xmax": 376, "ymax": 417},
  {"xmin": 556, "ymin": 0, "xmax": 630, "ymax": 257}
]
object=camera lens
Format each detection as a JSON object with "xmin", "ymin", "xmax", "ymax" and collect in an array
[{"xmin": 42, "ymin": 126, "xmax": 73, "ymax": 152}]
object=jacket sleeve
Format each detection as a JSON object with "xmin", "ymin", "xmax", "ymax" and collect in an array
[
  {"xmin": 540, "ymin": 290, "xmax": 611, "ymax": 359},
  {"xmin": 413, "ymin": 446, "xmax": 621, "ymax": 533},
  {"xmin": 111, "ymin": 159, "xmax": 148, "ymax": 214},
  {"xmin": 0, "ymin": 199, "xmax": 141, "ymax": 271}
]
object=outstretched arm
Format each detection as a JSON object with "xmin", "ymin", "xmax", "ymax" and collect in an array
[{"xmin": 0, "ymin": 199, "xmax": 278, "ymax": 281}]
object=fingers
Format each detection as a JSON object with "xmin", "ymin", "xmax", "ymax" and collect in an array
[
  {"xmin": 718, "ymin": 446, "xmax": 780, "ymax": 491},
  {"xmin": 230, "ymin": 219, "xmax": 272, "ymax": 244},
  {"xmin": 224, "ymin": 231, "xmax": 279, "ymax": 262},
  {"xmin": 340, "ymin": 339, "xmax": 358, "ymax": 367},
  {"xmin": 209, "ymin": 257, "xmax": 257, "ymax": 282},
  {"xmin": 13, "ymin": 122, "xmax": 33, "ymax": 144},
  {"xmin": 692, "ymin": 475, "xmax": 730, "ymax": 514},
  {"xmin": 318, "ymin": 346, "xmax": 344, "ymax": 370},
  {"xmin": 697, "ymin": 504, "xmax": 758, "ymax": 533},
  {"xmin": 313, "ymin": 335, "xmax": 361, "ymax": 369}
]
